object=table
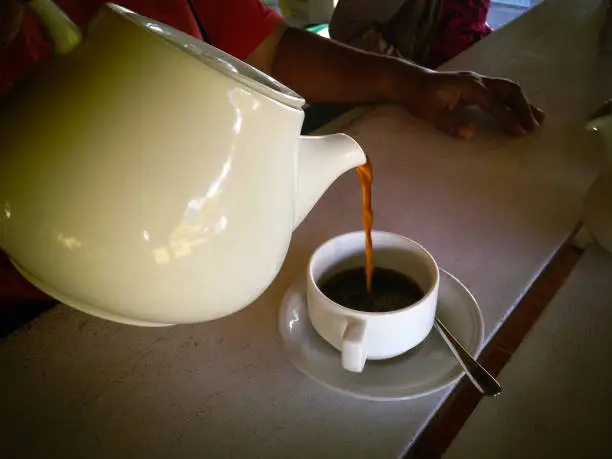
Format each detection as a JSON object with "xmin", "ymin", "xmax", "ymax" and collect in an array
[
  {"xmin": 0, "ymin": 0, "xmax": 610, "ymax": 458},
  {"xmin": 442, "ymin": 243, "xmax": 612, "ymax": 459}
]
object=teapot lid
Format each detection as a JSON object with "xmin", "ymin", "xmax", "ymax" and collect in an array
[{"xmin": 109, "ymin": 4, "xmax": 305, "ymax": 109}]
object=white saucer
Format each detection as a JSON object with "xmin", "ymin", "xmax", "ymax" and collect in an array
[{"xmin": 278, "ymin": 269, "xmax": 485, "ymax": 401}]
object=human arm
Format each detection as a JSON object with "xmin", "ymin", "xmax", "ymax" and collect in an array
[{"xmin": 251, "ymin": 23, "xmax": 544, "ymax": 139}]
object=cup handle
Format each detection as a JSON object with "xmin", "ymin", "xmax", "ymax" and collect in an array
[{"xmin": 342, "ymin": 321, "xmax": 367, "ymax": 373}]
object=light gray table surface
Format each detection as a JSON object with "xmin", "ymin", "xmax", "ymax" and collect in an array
[
  {"xmin": 1, "ymin": 0, "xmax": 611, "ymax": 458},
  {"xmin": 443, "ymin": 243, "xmax": 612, "ymax": 459}
]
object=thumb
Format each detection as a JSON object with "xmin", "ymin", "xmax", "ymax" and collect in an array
[{"xmin": 433, "ymin": 110, "xmax": 475, "ymax": 140}]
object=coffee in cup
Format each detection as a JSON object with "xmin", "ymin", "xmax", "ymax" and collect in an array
[
  {"xmin": 319, "ymin": 267, "xmax": 424, "ymax": 313},
  {"xmin": 306, "ymin": 231, "xmax": 439, "ymax": 373}
]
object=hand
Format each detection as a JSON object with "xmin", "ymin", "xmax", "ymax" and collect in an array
[{"xmin": 396, "ymin": 69, "xmax": 545, "ymax": 140}]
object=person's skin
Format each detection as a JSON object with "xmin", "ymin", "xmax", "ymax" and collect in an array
[
  {"xmin": 2, "ymin": 0, "xmax": 545, "ymax": 142},
  {"xmin": 252, "ymin": 23, "xmax": 544, "ymax": 139}
]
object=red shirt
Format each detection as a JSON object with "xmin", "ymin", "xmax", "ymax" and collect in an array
[
  {"xmin": 427, "ymin": 0, "xmax": 492, "ymax": 68},
  {"xmin": 0, "ymin": 0, "xmax": 283, "ymax": 92}
]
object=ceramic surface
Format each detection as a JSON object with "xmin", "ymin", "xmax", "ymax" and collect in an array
[
  {"xmin": 306, "ymin": 231, "xmax": 439, "ymax": 372},
  {"xmin": 585, "ymin": 111, "xmax": 612, "ymax": 254},
  {"xmin": 279, "ymin": 268, "xmax": 484, "ymax": 401},
  {"xmin": 584, "ymin": 172, "xmax": 612, "ymax": 253},
  {"xmin": 0, "ymin": 3, "xmax": 366, "ymax": 325}
]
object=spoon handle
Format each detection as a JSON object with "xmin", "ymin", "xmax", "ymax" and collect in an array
[{"xmin": 434, "ymin": 317, "xmax": 502, "ymax": 397}]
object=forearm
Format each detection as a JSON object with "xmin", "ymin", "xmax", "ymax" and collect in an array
[{"xmin": 270, "ymin": 26, "xmax": 427, "ymax": 104}]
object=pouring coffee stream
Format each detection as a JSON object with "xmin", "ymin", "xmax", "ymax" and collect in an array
[{"xmin": 356, "ymin": 157, "xmax": 374, "ymax": 293}]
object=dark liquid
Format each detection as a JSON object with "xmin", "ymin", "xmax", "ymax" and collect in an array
[
  {"xmin": 320, "ymin": 267, "xmax": 425, "ymax": 313},
  {"xmin": 356, "ymin": 158, "xmax": 374, "ymax": 292}
]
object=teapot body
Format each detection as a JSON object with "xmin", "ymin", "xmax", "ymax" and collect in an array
[{"xmin": 0, "ymin": 5, "xmax": 307, "ymax": 324}]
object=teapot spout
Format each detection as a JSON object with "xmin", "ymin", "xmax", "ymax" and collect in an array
[
  {"xmin": 26, "ymin": 0, "xmax": 82, "ymax": 54},
  {"xmin": 293, "ymin": 134, "xmax": 366, "ymax": 229}
]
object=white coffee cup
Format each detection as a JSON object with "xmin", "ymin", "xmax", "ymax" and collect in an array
[{"xmin": 306, "ymin": 231, "xmax": 439, "ymax": 373}]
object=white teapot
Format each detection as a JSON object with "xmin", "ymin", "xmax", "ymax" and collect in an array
[
  {"xmin": 0, "ymin": 2, "xmax": 366, "ymax": 326},
  {"xmin": 584, "ymin": 101, "xmax": 612, "ymax": 254}
]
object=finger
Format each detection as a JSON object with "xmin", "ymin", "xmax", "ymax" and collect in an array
[
  {"xmin": 460, "ymin": 78, "xmax": 526, "ymax": 137},
  {"xmin": 531, "ymin": 105, "xmax": 545, "ymax": 124},
  {"xmin": 433, "ymin": 109, "xmax": 475, "ymax": 140},
  {"xmin": 492, "ymin": 79, "xmax": 539, "ymax": 131}
]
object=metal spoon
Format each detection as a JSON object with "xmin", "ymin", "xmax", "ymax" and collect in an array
[{"xmin": 434, "ymin": 317, "xmax": 502, "ymax": 397}]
